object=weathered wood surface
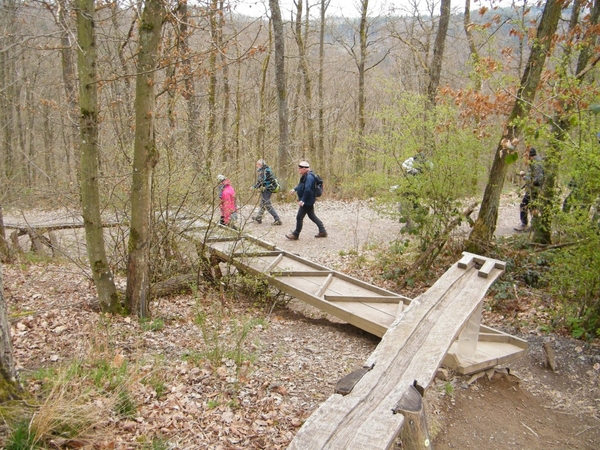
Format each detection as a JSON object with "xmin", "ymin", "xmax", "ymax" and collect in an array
[
  {"xmin": 208, "ymin": 236, "xmax": 412, "ymax": 337},
  {"xmin": 287, "ymin": 253, "xmax": 506, "ymax": 450}
]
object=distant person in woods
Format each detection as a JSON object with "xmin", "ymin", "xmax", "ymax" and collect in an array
[
  {"xmin": 402, "ymin": 152, "xmax": 431, "ymax": 176},
  {"xmin": 514, "ymin": 147, "xmax": 545, "ymax": 232},
  {"xmin": 399, "ymin": 152, "xmax": 432, "ymax": 230},
  {"xmin": 251, "ymin": 159, "xmax": 282, "ymax": 225},
  {"xmin": 217, "ymin": 174, "xmax": 237, "ymax": 229},
  {"xmin": 285, "ymin": 161, "xmax": 327, "ymax": 240}
]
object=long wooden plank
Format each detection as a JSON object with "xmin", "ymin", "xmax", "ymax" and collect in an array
[{"xmin": 288, "ymin": 257, "xmax": 505, "ymax": 449}]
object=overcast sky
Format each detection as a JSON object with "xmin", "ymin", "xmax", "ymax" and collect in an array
[
  {"xmin": 229, "ymin": 0, "xmax": 506, "ymax": 18},
  {"xmin": 230, "ymin": 0, "xmax": 439, "ymax": 18}
]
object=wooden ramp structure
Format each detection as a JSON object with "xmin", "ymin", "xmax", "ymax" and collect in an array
[
  {"xmin": 206, "ymin": 226, "xmax": 527, "ymax": 449},
  {"xmin": 207, "ymin": 226, "xmax": 526, "ymax": 370},
  {"xmin": 5, "ymin": 218, "xmax": 527, "ymax": 448},
  {"xmin": 208, "ymin": 231, "xmax": 412, "ymax": 338}
]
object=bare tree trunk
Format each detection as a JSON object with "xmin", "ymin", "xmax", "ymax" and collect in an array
[
  {"xmin": 58, "ymin": 0, "xmax": 79, "ymax": 183},
  {"xmin": 466, "ymin": 0, "xmax": 563, "ymax": 254},
  {"xmin": 109, "ymin": 2, "xmax": 135, "ymax": 152},
  {"xmin": 173, "ymin": 0, "xmax": 200, "ymax": 162},
  {"xmin": 294, "ymin": 0, "xmax": 316, "ymax": 162},
  {"xmin": 257, "ymin": 27, "xmax": 271, "ymax": 158},
  {"xmin": 126, "ymin": 0, "xmax": 164, "ymax": 318},
  {"xmin": 317, "ymin": 0, "xmax": 330, "ymax": 171},
  {"xmin": 0, "ymin": 206, "xmax": 8, "ymax": 261},
  {"xmin": 0, "ymin": 1, "xmax": 17, "ymax": 189},
  {"xmin": 218, "ymin": 1, "xmax": 231, "ymax": 161},
  {"xmin": 76, "ymin": 0, "xmax": 120, "ymax": 314},
  {"xmin": 43, "ymin": 101, "xmax": 55, "ymax": 185},
  {"xmin": 356, "ymin": 0, "xmax": 368, "ymax": 172},
  {"xmin": 269, "ymin": 0, "xmax": 290, "ymax": 177},
  {"xmin": 0, "ymin": 265, "xmax": 22, "ymax": 401},
  {"xmin": 463, "ymin": 0, "xmax": 482, "ymax": 92},
  {"xmin": 426, "ymin": 0, "xmax": 450, "ymax": 109},
  {"xmin": 207, "ymin": 0, "xmax": 218, "ymax": 169}
]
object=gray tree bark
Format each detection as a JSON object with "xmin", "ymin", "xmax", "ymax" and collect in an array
[
  {"xmin": 58, "ymin": 0, "xmax": 79, "ymax": 182},
  {"xmin": 317, "ymin": 0, "xmax": 330, "ymax": 171},
  {"xmin": 76, "ymin": 0, "xmax": 120, "ymax": 313},
  {"xmin": 269, "ymin": 0, "xmax": 290, "ymax": 177},
  {"xmin": 426, "ymin": 0, "xmax": 450, "ymax": 108},
  {"xmin": 294, "ymin": 0, "xmax": 316, "ymax": 162},
  {"xmin": 0, "ymin": 264, "xmax": 22, "ymax": 401},
  {"xmin": 356, "ymin": 0, "xmax": 368, "ymax": 171},
  {"xmin": 126, "ymin": 0, "xmax": 164, "ymax": 317}
]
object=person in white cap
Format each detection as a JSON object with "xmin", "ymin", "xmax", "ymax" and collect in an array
[
  {"xmin": 217, "ymin": 174, "xmax": 237, "ymax": 228},
  {"xmin": 286, "ymin": 161, "xmax": 327, "ymax": 240}
]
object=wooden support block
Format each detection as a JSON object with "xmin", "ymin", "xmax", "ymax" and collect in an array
[
  {"xmin": 478, "ymin": 259, "xmax": 506, "ymax": 278},
  {"xmin": 394, "ymin": 384, "xmax": 432, "ymax": 450},
  {"xmin": 543, "ymin": 341, "xmax": 557, "ymax": 371},
  {"xmin": 334, "ymin": 365, "xmax": 373, "ymax": 395},
  {"xmin": 457, "ymin": 253, "xmax": 474, "ymax": 269}
]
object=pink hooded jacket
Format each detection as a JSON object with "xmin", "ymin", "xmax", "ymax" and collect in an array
[{"xmin": 219, "ymin": 179, "xmax": 236, "ymax": 224}]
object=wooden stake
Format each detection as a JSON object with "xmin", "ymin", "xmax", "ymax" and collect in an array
[{"xmin": 394, "ymin": 383, "xmax": 432, "ymax": 449}]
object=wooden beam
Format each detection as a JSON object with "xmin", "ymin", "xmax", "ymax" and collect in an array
[
  {"xmin": 265, "ymin": 253, "xmax": 284, "ymax": 272},
  {"xmin": 315, "ymin": 273, "xmax": 333, "ymax": 298},
  {"xmin": 325, "ymin": 295, "xmax": 402, "ymax": 304}
]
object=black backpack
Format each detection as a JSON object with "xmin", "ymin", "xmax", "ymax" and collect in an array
[{"xmin": 313, "ymin": 173, "xmax": 324, "ymax": 197}]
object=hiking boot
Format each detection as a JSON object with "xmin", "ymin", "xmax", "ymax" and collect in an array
[
  {"xmin": 252, "ymin": 216, "xmax": 262, "ymax": 224},
  {"xmin": 285, "ymin": 233, "xmax": 298, "ymax": 240},
  {"xmin": 514, "ymin": 223, "xmax": 528, "ymax": 232},
  {"xmin": 272, "ymin": 220, "xmax": 282, "ymax": 226},
  {"xmin": 315, "ymin": 232, "xmax": 328, "ymax": 238}
]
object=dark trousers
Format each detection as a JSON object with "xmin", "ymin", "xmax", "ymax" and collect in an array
[
  {"xmin": 257, "ymin": 190, "xmax": 280, "ymax": 221},
  {"xmin": 520, "ymin": 190, "xmax": 539, "ymax": 225},
  {"xmin": 293, "ymin": 204, "xmax": 325, "ymax": 236}
]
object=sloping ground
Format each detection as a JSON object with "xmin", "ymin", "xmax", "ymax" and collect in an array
[{"xmin": 2, "ymin": 196, "xmax": 599, "ymax": 449}]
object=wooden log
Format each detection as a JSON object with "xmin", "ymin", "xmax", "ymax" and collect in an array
[
  {"xmin": 151, "ymin": 274, "xmax": 201, "ymax": 298},
  {"xmin": 3, "ymin": 221, "xmax": 123, "ymax": 232},
  {"xmin": 394, "ymin": 384, "xmax": 432, "ymax": 450}
]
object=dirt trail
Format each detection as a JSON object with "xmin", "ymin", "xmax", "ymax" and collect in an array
[{"xmin": 3, "ymin": 195, "xmax": 599, "ymax": 449}]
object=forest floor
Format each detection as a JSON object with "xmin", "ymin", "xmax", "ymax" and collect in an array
[{"xmin": 2, "ymin": 193, "xmax": 600, "ymax": 449}]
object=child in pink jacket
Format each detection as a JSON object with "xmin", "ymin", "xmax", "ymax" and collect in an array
[{"xmin": 217, "ymin": 174, "xmax": 237, "ymax": 227}]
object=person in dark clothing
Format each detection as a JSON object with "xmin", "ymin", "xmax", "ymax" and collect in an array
[
  {"xmin": 252, "ymin": 159, "xmax": 282, "ymax": 225},
  {"xmin": 285, "ymin": 161, "xmax": 327, "ymax": 240},
  {"xmin": 515, "ymin": 147, "xmax": 545, "ymax": 231}
]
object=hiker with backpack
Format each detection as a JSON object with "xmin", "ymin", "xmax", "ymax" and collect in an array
[
  {"xmin": 514, "ymin": 147, "xmax": 545, "ymax": 232},
  {"xmin": 252, "ymin": 159, "xmax": 282, "ymax": 226},
  {"xmin": 285, "ymin": 160, "xmax": 327, "ymax": 240}
]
